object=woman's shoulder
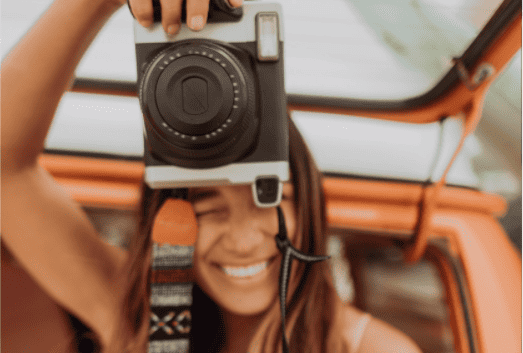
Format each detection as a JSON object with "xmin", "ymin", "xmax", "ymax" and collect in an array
[
  {"xmin": 2, "ymin": 242, "xmax": 76, "ymax": 352},
  {"xmin": 338, "ymin": 304, "xmax": 422, "ymax": 353}
]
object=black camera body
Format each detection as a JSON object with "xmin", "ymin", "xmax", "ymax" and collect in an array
[{"xmin": 133, "ymin": 1, "xmax": 288, "ymax": 207}]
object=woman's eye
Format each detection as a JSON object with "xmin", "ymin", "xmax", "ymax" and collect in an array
[
  {"xmin": 195, "ymin": 210, "xmax": 214, "ymax": 217},
  {"xmin": 195, "ymin": 208, "xmax": 227, "ymax": 218}
]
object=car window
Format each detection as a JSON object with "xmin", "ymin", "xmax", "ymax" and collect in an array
[{"xmin": 1, "ymin": 0, "xmax": 505, "ymax": 100}]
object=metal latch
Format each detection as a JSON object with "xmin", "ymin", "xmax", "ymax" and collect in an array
[{"xmin": 453, "ymin": 57, "xmax": 496, "ymax": 91}]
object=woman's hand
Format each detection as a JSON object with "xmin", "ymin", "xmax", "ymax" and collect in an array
[{"xmin": 128, "ymin": 0, "xmax": 243, "ymax": 36}]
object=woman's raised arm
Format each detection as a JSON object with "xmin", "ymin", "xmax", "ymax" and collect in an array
[
  {"xmin": 1, "ymin": 0, "xmax": 219, "ymax": 347},
  {"xmin": 1, "ymin": 0, "xmax": 129, "ymax": 347},
  {"xmin": 2, "ymin": 0, "xmax": 123, "ymax": 172}
]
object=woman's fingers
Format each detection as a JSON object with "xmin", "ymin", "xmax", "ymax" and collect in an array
[
  {"xmin": 226, "ymin": 0, "xmax": 243, "ymax": 8},
  {"xmin": 130, "ymin": 0, "xmax": 244, "ymax": 34},
  {"xmin": 159, "ymin": 0, "xmax": 184, "ymax": 35},
  {"xmin": 129, "ymin": 0, "xmax": 155, "ymax": 27},
  {"xmin": 185, "ymin": 0, "xmax": 210, "ymax": 32}
]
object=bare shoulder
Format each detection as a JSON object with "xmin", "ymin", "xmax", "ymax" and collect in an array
[{"xmin": 340, "ymin": 305, "xmax": 422, "ymax": 353}]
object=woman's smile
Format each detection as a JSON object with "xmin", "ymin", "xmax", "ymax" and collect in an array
[
  {"xmin": 191, "ymin": 184, "xmax": 296, "ymax": 315},
  {"xmin": 214, "ymin": 256, "xmax": 278, "ymax": 280}
]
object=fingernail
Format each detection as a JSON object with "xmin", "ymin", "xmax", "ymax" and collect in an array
[
  {"xmin": 190, "ymin": 16, "xmax": 205, "ymax": 31},
  {"xmin": 227, "ymin": 0, "xmax": 243, "ymax": 7},
  {"xmin": 140, "ymin": 19, "xmax": 153, "ymax": 28},
  {"xmin": 167, "ymin": 24, "xmax": 180, "ymax": 36}
]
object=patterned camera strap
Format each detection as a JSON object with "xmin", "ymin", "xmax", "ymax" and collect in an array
[{"xmin": 149, "ymin": 199, "xmax": 197, "ymax": 353}]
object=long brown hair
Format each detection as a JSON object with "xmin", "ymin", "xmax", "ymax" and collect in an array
[{"xmin": 108, "ymin": 116, "xmax": 345, "ymax": 353}]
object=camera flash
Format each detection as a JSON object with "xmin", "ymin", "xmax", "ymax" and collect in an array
[{"xmin": 256, "ymin": 13, "xmax": 279, "ymax": 62}]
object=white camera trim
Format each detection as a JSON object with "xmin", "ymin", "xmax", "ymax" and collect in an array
[{"xmin": 145, "ymin": 160, "xmax": 288, "ymax": 185}]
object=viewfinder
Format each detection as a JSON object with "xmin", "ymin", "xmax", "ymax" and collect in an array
[
  {"xmin": 253, "ymin": 176, "xmax": 282, "ymax": 208},
  {"xmin": 256, "ymin": 13, "xmax": 279, "ymax": 62}
]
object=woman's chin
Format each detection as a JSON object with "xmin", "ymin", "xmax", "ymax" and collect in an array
[
  {"xmin": 195, "ymin": 258, "xmax": 280, "ymax": 316},
  {"xmin": 218, "ymin": 293, "xmax": 276, "ymax": 316}
]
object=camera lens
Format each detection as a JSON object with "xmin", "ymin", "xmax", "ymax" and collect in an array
[
  {"xmin": 139, "ymin": 40, "xmax": 258, "ymax": 168},
  {"xmin": 155, "ymin": 55, "xmax": 234, "ymax": 138}
]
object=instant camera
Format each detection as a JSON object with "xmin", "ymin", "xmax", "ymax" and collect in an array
[{"xmin": 133, "ymin": 0, "xmax": 288, "ymax": 207}]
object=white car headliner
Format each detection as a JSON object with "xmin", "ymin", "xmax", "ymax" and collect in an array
[{"xmin": 45, "ymin": 92, "xmax": 481, "ymax": 187}]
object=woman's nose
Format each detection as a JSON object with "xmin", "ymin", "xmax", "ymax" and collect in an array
[{"xmin": 221, "ymin": 206, "xmax": 277, "ymax": 255}]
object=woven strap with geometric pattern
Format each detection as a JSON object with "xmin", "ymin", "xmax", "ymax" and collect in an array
[{"xmin": 149, "ymin": 243, "xmax": 194, "ymax": 353}]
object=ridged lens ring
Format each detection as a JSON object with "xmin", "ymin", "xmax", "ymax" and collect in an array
[{"xmin": 139, "ymin": 40, "xmax": 257, "ymax": 167}]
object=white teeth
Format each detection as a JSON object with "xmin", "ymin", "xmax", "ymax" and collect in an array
[{"xmin": 222, "ymin": 261, "xmax": 268, "ymax": 278}]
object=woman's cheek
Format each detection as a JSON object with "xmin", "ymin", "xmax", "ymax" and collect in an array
[
  {"xmin": 194, "ymin": 218, "xmax": 225, "ymax": 256},
  {"xmin": 193, "ymin": 226, "xmax": 212, "ymax": 284},
  {"xmin": 194, "ymin": 227, "xmax": 211, "ymax": 256}
]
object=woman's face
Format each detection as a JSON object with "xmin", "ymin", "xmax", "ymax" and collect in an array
[{"xmin": 190, "ymin": 183, "xmax": 297, "ymax": 316}]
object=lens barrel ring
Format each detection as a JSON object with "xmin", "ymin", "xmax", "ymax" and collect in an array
[
  {"xmin": 141, "ymin": 43, "xmax": 244, "ymax": 145},
  {"xmin": 140, "ymin": 40, "xmax": 258, "ymax": 167}
]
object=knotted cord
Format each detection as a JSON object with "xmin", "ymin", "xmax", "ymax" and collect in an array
[{"xmin": 274, "ymin": 206, "xmax": 330, "ymax": 353}]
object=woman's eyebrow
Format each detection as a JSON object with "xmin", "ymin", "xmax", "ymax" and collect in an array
[{"xmin": 188, "ymin": 189, "xmax": 220, "ymax": 203}]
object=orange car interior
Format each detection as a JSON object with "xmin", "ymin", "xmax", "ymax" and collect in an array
[{"xmin": 5, "ymin": 3, "xmax": 521, "ymax": 353}]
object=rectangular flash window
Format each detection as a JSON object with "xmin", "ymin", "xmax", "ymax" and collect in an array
[{"xmin": 256, "ymin": 13, "xmax": 279, "ymax": 62}]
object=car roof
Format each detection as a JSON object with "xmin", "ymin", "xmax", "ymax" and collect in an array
[{"xmin": 3, "ymin": 0, "xmax": 520, "ymax": 193}]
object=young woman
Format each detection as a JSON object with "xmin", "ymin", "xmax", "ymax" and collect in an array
[{"xmin": 2, "ymin": 0, "xmax": 422, "ymax": 352}]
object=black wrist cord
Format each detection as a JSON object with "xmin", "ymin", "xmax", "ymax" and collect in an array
[{"xmin": 275, "ymin": 206, "xmax": 330, "ymax": 353}]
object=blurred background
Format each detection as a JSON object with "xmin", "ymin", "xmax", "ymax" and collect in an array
[
  {"xmin": 2, "ymin": 0, "xmax": 520, "ymax": 352},
  {"xmin": 3, "ymin": 0, "xmax": 520, "ymax": 248}
]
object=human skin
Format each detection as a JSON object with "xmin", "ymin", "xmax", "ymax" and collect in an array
[
  {"xmin": 1, "ymin": 0, "xmax": 235, "ymax": 349},
  {"xmin": 2, "ymin": 0, "xmax": 423, "ymax": 351},
  {"xmin": 189, "ymin": 182, "xmax": 298, "ymax": 352},
  {"xmin": 191, "ymin": 183, "xmax": 296, "ymax": 314}
]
